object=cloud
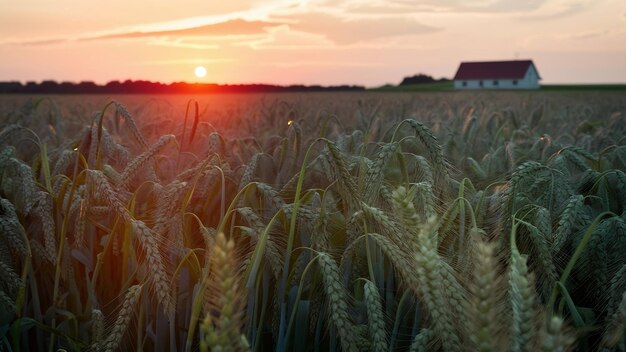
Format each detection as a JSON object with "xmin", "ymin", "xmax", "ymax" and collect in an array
[
  {"xmin": 3, "ymin": 18, "xmax": 283, "ymax": 46},
  {"xmin": 232, "ymin": 25, "xmax": 332, "ymax": 49},
  {"xmin": 1, "ymin": 38, "xmax": 68, "ymax": 46},
  {"xmin": 141, "ymin": 58, "xmax": 234, "ymax": 65},
  {"xmin": 82, "ymin": 19, "xmax": 281, "ymax": 41},
  {"xmin": 560, "ymin": 29, "xmax": 611, "ymax": 40},
  {"xmin": 517, "ymin": 2, "xmax": 587, "ymax": 21},
  {"xmin": 266, "ymin": 60, "xmax": 382, "ymax": 68},
  {"xmin": 23, "ymin": 39, "xmax": 68, "ymax": 46},
  {"xmin": 145, "ymin": 39, "xmax": 221, "ymax": 50},
  {"xmin": 326, "ymin": 0, "xmax": 548, "ymax": 14},
  {"xmin": 286, "ymin": 12, "xmax": 439, "ymax": 44}
]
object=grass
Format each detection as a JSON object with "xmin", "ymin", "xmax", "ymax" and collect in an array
[
  {"xmin": 540, "ymin": 84, "xmax": 626, "ymax": 91},
  {"xmin": 0, "ymin": 91, "xmax": 625, "ymax": 351}
]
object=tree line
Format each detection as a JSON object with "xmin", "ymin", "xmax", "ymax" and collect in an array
[{"xmin": 0, "ymin": 80, "xmax": 366, "ymax": 94}]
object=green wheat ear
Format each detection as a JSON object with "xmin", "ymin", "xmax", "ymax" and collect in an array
[
  {"xmin": 410, "ymin": 328, "xmax": 435, "ymax": 352},
  {"xmin": 510, "ymin": 226, "xmax": 537, "ymax": 352},
  {"xmin": 414, "ymin": 216, "xmax": 465, "ymax": 352},
  {"xmin": 540, "ymin": 316, "xmax": 574, "ymax": 352},
  {"xmin": 363, "ymin": 279, "xmax": 388, "ymax": 352},
  {"xmin": 468, "ymin": 240, "xmax": 503, "ymax": 352},
  {"xmin": 200, "ymin": 233, "xmax": 249, "ymax": 352},
  {"xmin": 317, "ymin": 252, "xmax": 361, "ymax": 352}
]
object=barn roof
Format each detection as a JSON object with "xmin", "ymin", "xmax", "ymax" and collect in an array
[{"xmin": 453, "ymin": 60, "xmax": 540, "ymax": 80}]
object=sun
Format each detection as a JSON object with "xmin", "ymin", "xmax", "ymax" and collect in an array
[{"xmin": 194, "ymin": 65, "xmax": 207, "ymax": 78}]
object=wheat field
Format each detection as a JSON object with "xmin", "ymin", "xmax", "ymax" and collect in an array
[{"xmin": 0, "ymin": 91, "xmax": 625, "ymax": 351}]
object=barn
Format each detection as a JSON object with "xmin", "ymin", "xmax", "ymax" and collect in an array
[{"xmin": 453, "ymin": 60, "xmax": 541, "ymax": 90}]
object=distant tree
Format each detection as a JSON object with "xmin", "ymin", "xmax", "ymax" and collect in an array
[
  {"xmin": 77, "ymin": 81, "xmax": 98, "ymax": 93},
  {"xmin": 0, "ymin": 81, "xmax": 23, "ymax": 93},
  {"xmin": 400, "ymin": 73, "xmax": 450, "ymax": 86}
]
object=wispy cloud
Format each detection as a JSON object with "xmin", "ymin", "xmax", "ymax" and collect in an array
[
  {"xmin": 17, "ymin": 38, "xmax": 68, "ymax": 46},
  {"xmin": 558, "ymin": 29, "xmax": 611, "ymax": 40},
  {"xmin": 266, "ymin": 60, "xmax": 383, "ymax": 68},
  {"xmin": 286, "ymin": 12, "xmax": 439, "ymax": 44},
  {"xmin": 5, "ymin": 19, "xmax": 283, "ymax": 46},
  {"xmin": 517, "ymin": 1, "xmax": 587, "ymax": 21},
  {"xmin": 145, "ymin": 38, "xmax": 220, "ymax": 50},
  {"xmin": 82, "ymin": 19, "xmax": 281, "ymax": 41},
  {"xmin": 141, "ymin": 58, "xmax": 234, "ymax": 65},
  {"xmin": 230, "ymin": 25, "xmax": 330, "ymax": 49},
  {"xmin": 331, "ymin": 0, "xmax": 548, "ymax": 14}
]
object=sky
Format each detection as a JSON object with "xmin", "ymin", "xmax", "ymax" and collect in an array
[{"xmin": 1, "ymin": 0, "xmax": 625, "ymax": 86}]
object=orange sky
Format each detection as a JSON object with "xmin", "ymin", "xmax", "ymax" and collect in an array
[{"xmin": 1, "ymin": 0, "xmax": 625, "ymax": 85}]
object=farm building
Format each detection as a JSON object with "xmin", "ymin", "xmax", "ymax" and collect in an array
[{"xmin": 453, "ymin": 60, "xmax": 541, "ymax": 90}]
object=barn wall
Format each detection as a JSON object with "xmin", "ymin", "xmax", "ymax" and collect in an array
[
  {"xmin": 453, "ymin": 65, "xmax": 540, "ymax": 90},
  {"xmin": 521, "ymin": 65, "xmax": 540, "ymax": 89}
]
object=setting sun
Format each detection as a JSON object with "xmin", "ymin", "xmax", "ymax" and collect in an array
[{"xmin": 194, "ymin": 65, "xmax": 207, "ymax": 78}]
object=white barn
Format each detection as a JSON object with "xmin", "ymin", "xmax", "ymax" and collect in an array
[{"xmin": 453, "ymin": 60, "xmax": 541, "ymax": 90}]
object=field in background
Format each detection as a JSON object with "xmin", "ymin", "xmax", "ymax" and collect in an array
[
  {"xmin": 1, "ymin": 91, "xmax": 625, "ymax": 351},
  {"xmin": 370, "ymin": 83, "xmax": 626, "ymax": 92}
]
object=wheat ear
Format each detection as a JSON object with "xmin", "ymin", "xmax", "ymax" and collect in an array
[
  {"xmin": 540, "ymin": 316, "xmax": 573, "ymax": 352},
  {"xmin": 132, "ymin": 220, "xmax": 174, "ymax": 315},
  {"xmin": 0, "ymin": 289, "xmax": 15, "ymax": 312},
  {"xmin": 510, "ymin": 243, "xmax": 536, "ymax": 352},
  {"xmin": 414, "ymin": 217, "xmax": 463, "ymax": 352},
  {"xmin": 100, "ymin": 284, "xmax": 142, "ymax": 352},
  {"xmin": 363, "ymin": 280, "xmax": 388, "ymax": 352},
  {"xmin": 0, "ymin": 198, "xmax": 30, "ymax": 256},
  {"xmin": 114, "ymin": 102, "xmax": 148, "ymax": 148},
  {"xmin": 34, "ymin": 192, "xmax": 57, "ymax": 263},
  {"xmin": 468, "ymin": 241, "xmax": 502, "ymax": 352},
  {"xmin": 318, "ymin": 252, "xmax": 360, "ymax": 352},
  {"xmin": 409, "ymin": 329, "xmax": 435, "ymax": 352},
  {"xmin": 602, "ymin": 290, "xmax": 626, "ymax": 349},
  {"xmin": 91, "ymin": 309, "xmax": 104, "ymax": 346},
  {"xmin": 200, "ymin": 232, "xmax": 249, "ymax": 352},
  {"xmin": 118, "ymin": 134, "xmax": 175, "ymax": 189}
]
